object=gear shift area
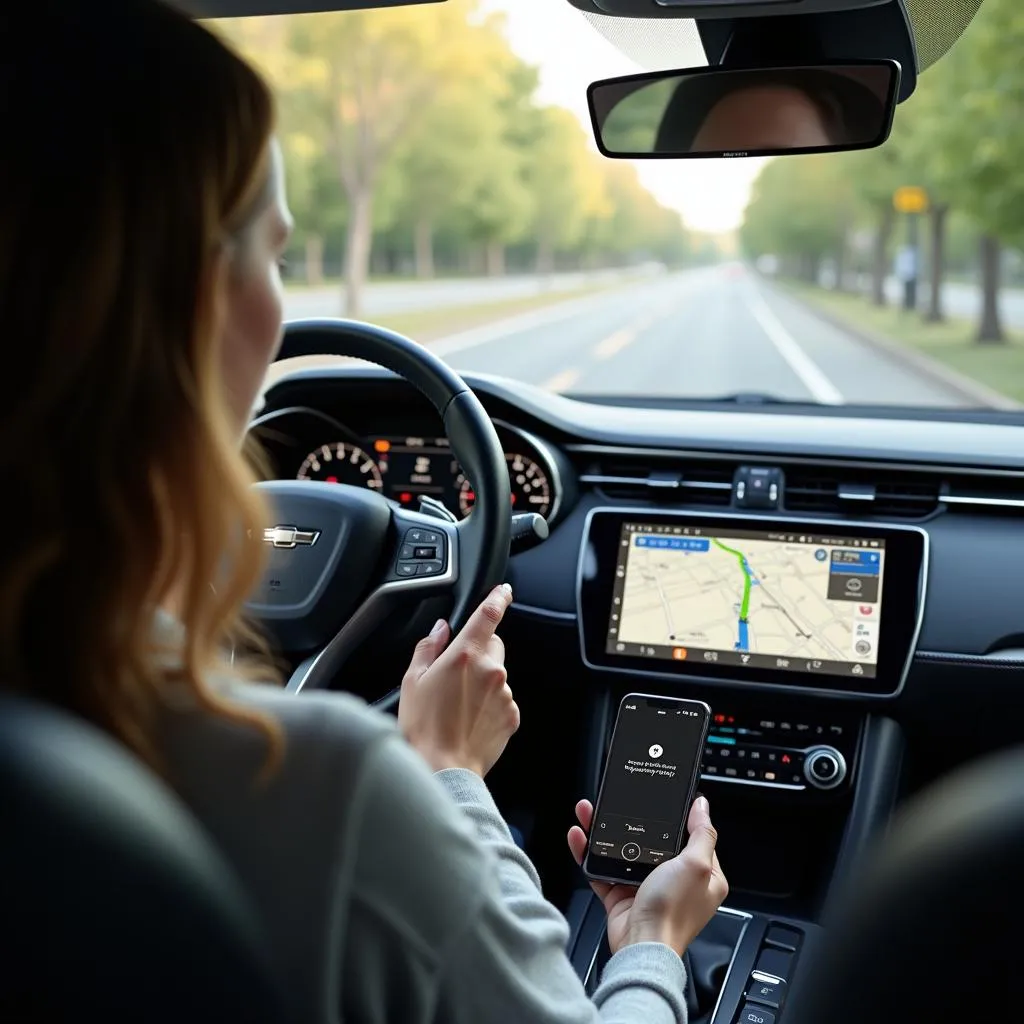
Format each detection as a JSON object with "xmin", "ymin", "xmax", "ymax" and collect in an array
[{"xmin": 567, "ymin": 895, "xmax": 822, "ymax": 1024}]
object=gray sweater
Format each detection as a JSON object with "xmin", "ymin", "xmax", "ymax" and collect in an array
[{"xmin": 159, "ymin": 675, "xmax": 688, "ymax": 1023}]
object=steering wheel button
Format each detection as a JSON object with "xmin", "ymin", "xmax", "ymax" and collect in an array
[
  {"xmin": 416, "ymin": 560, "xmax": 444, "ymax": 576},
  {"xmin": 396, "ymin": 563, "xmax": 418, "ymax": 577},
  {"xmin": 405, "ymin": 528, "xmax": 442, "ymax": 545},
  {"xmin": 413, "ymin": 545, "xmax": 437, "ymax": 559}
]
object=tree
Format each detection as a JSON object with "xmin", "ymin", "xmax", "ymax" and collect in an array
[
  {"xmin": 524, "ymin": 107, "xmax": 611, "ymax": 274},
  {"xmin": 599, "ymin": 77, "xmax": 676, "ymax": 154},
  {"xmin": 212, "ymin": 5, "xmax": 692, "ymax": 287},
  {"xmin": 275, "ymin": 1, "xmax": 517, "ymax": 314},
  {"xmin": 386, "ymin": 15, "xmax": 536, "ymax": 279},
  {"xmin": 741, "ymin": 155, "xmax": 851, "ymax": 283},
  {"xmin": 915, "ymin": 0, "xmax": 1024, "ymax": 341}
]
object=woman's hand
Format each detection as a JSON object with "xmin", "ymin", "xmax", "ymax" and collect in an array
[
  {"xmin": 398, "ymin": 583, "xmax": 520, "ymax": 778},
  {"xmin": 567, "ymin": 796, "xmax": 728, "ymax": 956}
]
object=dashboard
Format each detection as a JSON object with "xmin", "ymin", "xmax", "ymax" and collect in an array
[
  {"xmin": 252, "ymin": 361, "xmax": 1024, "ymax": 934},
  {"xmin": 253, "ymin": 365, "xmax": 1024, "ymax": 766}
]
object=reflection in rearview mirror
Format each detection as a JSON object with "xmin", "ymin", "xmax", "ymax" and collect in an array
[{"xmin": 589, "ymin": 61, "xmax": 900, "ymax": 159}]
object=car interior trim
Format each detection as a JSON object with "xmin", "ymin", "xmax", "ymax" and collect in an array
[
  {"xmin": 509, "ymin": 602, "xmax": 578, "ymax": 624},
  {"xmin": 564, "ymin": 441, "xmax": 1024, "ymax": 481}
]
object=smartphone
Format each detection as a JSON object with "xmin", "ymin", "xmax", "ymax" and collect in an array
[{"xmin": 584, "ymin": 693, "xmax": 711, "ymax": 886}]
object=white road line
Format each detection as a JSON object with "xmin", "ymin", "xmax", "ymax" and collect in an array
[
  {"xmin": 745, "ymin": 290, "xmax": 844, "ymax": 404},
  {"xmin": 541, "ymin": 367, "xmax": 581, "ymax": 392}
]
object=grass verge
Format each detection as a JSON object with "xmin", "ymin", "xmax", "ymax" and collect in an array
[
  {"xmin": 366, "ymin": 283, "xmax": 614, "ymax": 341},
  {"xmin": 784, "ymin": 281, "xmax": 1024, "ymax": 404}
]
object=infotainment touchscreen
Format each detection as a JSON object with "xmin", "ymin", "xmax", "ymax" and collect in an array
[
  {"xmin": 608, "ymin": 523, "xmax": 884, "ymax": 678},
  {"xmin": 578, "ymin": 509, "xmax": 927, "ymax": 695}
]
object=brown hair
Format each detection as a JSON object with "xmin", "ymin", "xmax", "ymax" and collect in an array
[{"xmin": 0, "ymin": 0, "xmax": 282, "ymax": 771}]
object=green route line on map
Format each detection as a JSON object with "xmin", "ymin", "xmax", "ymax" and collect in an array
[{"xmin": 712, "ymin": 538, "xmax": 753, "ymax": 631}]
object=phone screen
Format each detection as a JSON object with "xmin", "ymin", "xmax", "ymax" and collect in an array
[{"xmin": 585, "ymin": 694, "xmax": 710, "ymax": 885}]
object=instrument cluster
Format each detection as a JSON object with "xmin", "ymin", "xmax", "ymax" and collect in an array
[{"xmin": 252, "ymin": 406, "xmax": 568, "ymax": 524}]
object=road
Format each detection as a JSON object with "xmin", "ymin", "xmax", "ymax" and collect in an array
[{"xmin": 277, "ymin": 265, "xmax": 1014, "ymax": 407}]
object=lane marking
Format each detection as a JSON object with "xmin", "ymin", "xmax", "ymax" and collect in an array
[
  {"xmin": 426, "ymin": 272, "xmax": 674, "ymax": 358},
  {"xmin": 745, "ymin": 290, "xmax": 844, "ymax": 404},
  {"xmin": 590, "ymin": 297, "xmax": 688, "ymax": 362},
  {"xmin": 541, "ymin": 367, "xmax": 581, "ymax": 392},
  {"xmin": 594, "ymin": 327, "xmax": 637, "ymax": 360}
]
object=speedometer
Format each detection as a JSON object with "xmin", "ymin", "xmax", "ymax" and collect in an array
[
  {"xmin": 297, "ymin": 442, "xmax": 383, "ymax": 491},
  {"xmin": 458, "ymin": 453, "xmax": 552, "ymax": 519}
]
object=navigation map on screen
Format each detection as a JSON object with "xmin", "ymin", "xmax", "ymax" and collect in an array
[{"xmin": 607, "ymin": 523, "xmax": 885, "ymax": 679}]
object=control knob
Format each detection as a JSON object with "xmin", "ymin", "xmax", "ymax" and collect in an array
[{"xmin": 803, "ymin": 746, "xmax": 847, "ymax": 790}]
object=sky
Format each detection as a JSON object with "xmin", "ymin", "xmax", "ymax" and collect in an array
[{"xmin": 479, "ymin": 0, "xmax": 766, "ymax": 235}]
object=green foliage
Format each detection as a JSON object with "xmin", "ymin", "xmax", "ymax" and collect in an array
[
  {"xmin": 741, "ymin": 155, "xmax": 851, "ymax": 264},
  {"xmin": 213, "ymin": 3, "xmax": 691, "ymax": 290},
  {"xmin": 600, "ymin": 78, "xmax": 676, "ymax": 154},
  {"xmin": 740, "ymin": 0, "xmax": 1024, "ymax": 260},
  {"xmin": 915, "ymin": 0, "xmax": 1024, "ymax": 245}
]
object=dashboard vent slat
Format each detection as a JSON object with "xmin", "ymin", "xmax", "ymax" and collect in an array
[
  {"xmin": 785, "ymin": 469, "xmax": 940, "ymax": 519},
  {"xmin": 578, "ymin": 457, "xmax": 733, "ymax": 507}
]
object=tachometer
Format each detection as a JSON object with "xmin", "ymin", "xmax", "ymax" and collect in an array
[
  {"xmin": 297, "ymin": 442, "xmax": 383, "ymax": 491},
  {"xmin": 458, "ymin": 453, "xmax": 552, "ymax": 518}
]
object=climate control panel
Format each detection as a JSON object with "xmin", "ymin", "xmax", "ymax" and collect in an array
[{"xmin": 698, "ymin": 708, "xmax": 858, "ymax": 795}]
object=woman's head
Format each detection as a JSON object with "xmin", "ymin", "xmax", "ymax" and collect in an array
[
  {"xmin": 0, "ymin": 0, "xmax": 290, "ymax": 767},
  {"xmin": 655, "ymin": 67, "xmax": 887, "ymax": 154}
]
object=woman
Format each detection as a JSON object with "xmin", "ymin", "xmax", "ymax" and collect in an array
[{"xmin": 0, "ymin": 2, "xmax": 727, "ymax": 1022}]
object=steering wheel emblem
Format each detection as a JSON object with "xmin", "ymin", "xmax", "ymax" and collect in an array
[{"xmin": 263, "ymin": 526, "xmax": 320, "ymax": 549}]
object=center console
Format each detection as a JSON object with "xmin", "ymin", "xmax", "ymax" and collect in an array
[{"xmin": 567, "ymin": 508, "xmax": 927, "ymax": 1022}]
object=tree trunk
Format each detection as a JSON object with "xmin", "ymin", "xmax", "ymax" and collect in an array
[
  {"xmin": 924, "ymin": 205, "xmax": 947, "ymax": 323},
  {"xmin": 485, "ymin": 242, "xmax": 505, "ymax": 277},
  {"xmin": 304, "ymin": 235, "xmax": 324, "ymax": 286},
  {"xmin": 871, "ymin": 207, "xmax": 893, "ymax": 306},
  {"xmin": 343, "ymin": 188, "xmax": 374, "ymax": 318},
  {"xmin": 976, "ymin": 234, "xmax": 1004, "ymax": 344},
  {"xmin": 834, "ymin": 241, "xmax": 847, "ymax": 292},
  {"xmin": 535, "ymin": 238, "xmax": 555, "ymax": 276},
  {"xmin": 414, "ymin": 218, "xmax": 434, "ymax": 280}
]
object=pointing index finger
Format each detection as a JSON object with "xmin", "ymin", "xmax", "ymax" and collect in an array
[{"xmin": 457, "ymin": 583, "xmax": 513, "ymax": 650}]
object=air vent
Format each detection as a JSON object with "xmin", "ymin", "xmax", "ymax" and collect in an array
[
  {"xmin": 576, "ymin": 456, "xmax": 734, "ymax": 507},
  {"xmin": 569, "ymin": 444, "xmax": 1024, "ymax": 520},
  {"xmin": 785, "ymin": 469, "xmax": 940, "ymax": 519}
]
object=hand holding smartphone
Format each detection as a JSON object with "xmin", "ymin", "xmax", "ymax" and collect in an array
[{"xmin": 584, "ymin": 693, "xmax": 711, "ymax": 886}]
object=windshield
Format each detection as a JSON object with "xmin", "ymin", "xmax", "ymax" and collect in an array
[{"xmin": 214, "ymin": 0, "xmax": 1023, "ymax": 410}]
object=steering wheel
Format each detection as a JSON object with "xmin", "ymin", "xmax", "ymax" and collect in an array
[{"xmin": 245, "ymin": 319, "xmax": 511, "ymax": 710}]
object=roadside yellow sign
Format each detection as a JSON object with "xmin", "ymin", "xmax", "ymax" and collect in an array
[{"xmin": 893, "ymin": 186, "xmax": 929, "ymax": 214}]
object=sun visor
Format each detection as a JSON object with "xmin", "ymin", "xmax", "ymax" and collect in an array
[
  {"xmin": 171, "ymin": 0, "xmax": 442, "ymax": 16},
  {"xmin": 568, "ymin": 0, "xmax": 983, "ymax": 73}
]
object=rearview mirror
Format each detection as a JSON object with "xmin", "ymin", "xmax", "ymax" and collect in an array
[{"xmin": 588, "ymin": 60, "xmax": 900, "ymax": 159}]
